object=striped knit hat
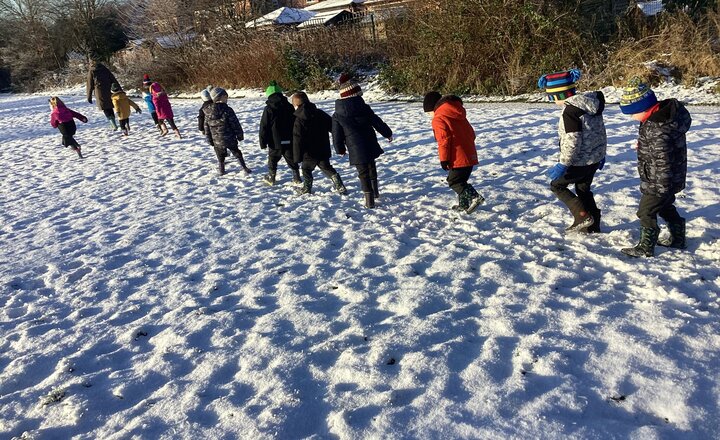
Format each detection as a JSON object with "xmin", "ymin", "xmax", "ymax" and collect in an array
[
  {"xmin": 338, "ymin": 73, "xmax": 362, "ymax": 99},
  {"xmin": 619, "ymin": 78, "xmax": 657, "ymax": 115},
  {"xmin": 143, "ymin": 74, "xmax": 152, "ymax": 87},
  {"xmin": 537, "ymin": 69, "xmax": 581, "ymax": 101}
]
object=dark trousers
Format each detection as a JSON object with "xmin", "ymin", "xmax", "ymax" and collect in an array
[
  {"xmin": 151, "ymin": 111, "xmax": 159, "ymax": 126},
  {"xmin": 103, "ymin": 108, "xmax": 115, "ymax": 119},
  {"xmin": 550, "ymin": 164, "xmax": 599, "ymax": 215},
  {"xmin": 302, "ymin": 159, "xmax": 338, "ymax": 181},
  {"xmin": 355, "ymin": 160, "xmax": 378, "ymax": 193},
  {"xmin": 268, "ymin": 150, "xmax": 299, "ymax": 172},
  {"xmin": 216, "ymin": 145, "xmax": 247, "ymax": 168},
  {"xmin": 57, "ymin": 121, "xmax": 79, "ymax": 147},
  {"xmin": 161, "ymin": 118, "xmax": 178, "ymax": 130},
  {"xmin": 447, "ymin": 167, "xmax": 473, "ymax": 194},
  {"xmin": 637, "ymin": 193, "xmax": 684, "ymax": 229},
  {"xmin": 119, "ymin": 118, "xmax": 130, "ymax": 131}
]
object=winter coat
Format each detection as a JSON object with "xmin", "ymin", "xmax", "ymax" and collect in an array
[
  {"xmin": 431, "ymin": 96, "xmax": 478, "ymax": 169},
  {"xmin": 332, "ymin": 96, "xmax": 392, "ymax": 165},
  {"xmin": 204, "ymin": 102, "xmax": 244, "ymax": 151},
  {"xmin": 557, "ymin": 91, "xmax": 607, "ymax": 166},
  {"xmin": 259, "ymin": 93, "xmax": 295, "ymax": 154},
  {"xmin": 143, "ymin": 93, "xmax": 156, "ymax": 113},
  {"xmin": 293, "ymin": 102, "xmax": 333, "ymax": 163},
  {"xmin": 87, "ymin": 63, "xmax": 119, "ymax": 111},
  {"xmin": 198, "ymin": 100, "xmax": 213, "ymax": 133},
  {"xmin": 150, "ymin": 83, "xmax": 174, "ymax": 120},
  {"xmin": 636, "ymin": 99, "xmax": 691, "ymax": 196},
  {"xmin": 50, "ymin": 102, "xmax": 87, "ymax": 128},
  {"xmin": 111, "ymin": 92, "xmax": 141, "ymax": 120}
]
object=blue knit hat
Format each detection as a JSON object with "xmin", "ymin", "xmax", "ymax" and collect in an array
[
  {"xmin": 619, "ymin": 78, "xmax": 658, "ymax": 114},
  {"xmin": 538, "ymin": 69, "xmax": 581, "ymax": 101}
]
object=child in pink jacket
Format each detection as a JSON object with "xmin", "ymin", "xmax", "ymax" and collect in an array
[
  {"xmin": 49, "ymin": 97, "xmax": 88, "ymax": 159},
  {"xmin": 146, "ymin": 75, "xmax": 181, "ymax": 138}
]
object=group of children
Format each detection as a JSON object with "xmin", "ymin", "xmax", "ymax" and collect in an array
[{"xmin": 51, "ymin": 68, "xmax": 691, "ymax": 258}]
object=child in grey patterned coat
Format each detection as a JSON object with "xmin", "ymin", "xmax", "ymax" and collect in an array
[
  {"xmin": 618, "ymin": 79, "xmax": 691, "ymax": 258},
  {"xmin": 538, "ymin": 69, "xmax": 607, "ymax": 233}
]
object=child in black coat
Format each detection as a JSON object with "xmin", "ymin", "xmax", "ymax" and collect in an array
[
  {"xmin": 291, "ymin": 92, "xmax": 346, "ymax": 195},
  {"xmin": 203, "ymin": 87, "xmax": 252, "ymax": 176},
  {"xmin": 259, "ymin": 81, "xmax": 300, "ymax": 186},
  {"xmin": 332, "ymin": 74, "xmax": 392, "ymax": 208}
]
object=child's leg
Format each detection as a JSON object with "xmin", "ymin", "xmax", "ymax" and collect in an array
[
  {"xmin": 166, "ymin": 118, "xmax": 178, "ymax": 131},
  {"xmin": 574, "ymin": 166, "xmax": 599, "ymax": 215},
  {"xmin": 447, "ymin": 167, "xmax": 471, "ymax": 195},
  {"xmin": 120, "ymin": 119, "xmax": 130, "ymax": 134},
  {"xmin": 551, "ymin": 165, "xmax": 594, "ymax": 212},
  {"xmin": 58, "ymin": 121, "xmax": 75, "ymax": 147},
  {"xmin": 317, "ymin": 160, "xmax": 339, "ymax": 179},
  {"xmin": 301, "ymin": 159, "xmax": 317, "ymax": 182},
  {"xmin": 636, "ymin": 193, "xmax": 672, "ymax": 230},
  {"xmin": 158, "ymin": 119, "xmax": 168, "ymax": 135},
  {"xmin": 283, "ymin": 149, "xmax": 301, "ymax": 183},
  {"xmin": 151, "ymin": 112, "xmax": 159, "ymax": 126},
  {"xmin": 355, "ymin": 163, "xmax": 373, "ymax": 193},
  {"xmin": 103, "ymin": 108, "xmax": 118, "ymax": 129},
  {"xmin": 657, "ymin": 195, "xmax": 684, "ymax": 224},
  {"xmin": 228, "ymin": 146, "xmax": 249, "ymax": 170},
  {"xmin": 369, "ymin": 160, "xmax": 380, "ymax": 197}
]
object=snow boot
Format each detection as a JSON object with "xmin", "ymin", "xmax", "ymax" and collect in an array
[
  {"xmin": 364, "ymin": 192, "xmax": 375, "ymax": 209},
  {"xmin": 292, "ymin": 168, "xmax": 302, "ymax": 185},
  {"xmin": 264, "ymin": 170, "xmax": 276, "ymax": 186},
  {"xmin": 658, "ymin": 219, "xmax": 686, "ymax": 249},
  {"xmin": 371, "ymin": 178, "xmax": 380, "ymax": 198},
  {"xmin": 108, "ymin": 116, "xmax": 118, "ymax": 131},
  {"xmin": 465, "ymin": 186, "xmax": 484, "ymax": 214},
  {"xmin": 621, "ymin": 227, "xmax": 660, "ymax": 258},
  {"xmin": 218, "ymin": 161, "xmax": 226, "ymax": 176},
  {"xmin": 587, "ymin": 209, "xmax": 602, "ymax": 233},
  {"xmin": 565, "ymin": 200, "xmax": 594, "ymax": 232},
  {"xmin": 296, "ymin": 176, "xmax": 313, "ymax": 195},
  {"xmin": 332, "ymin": 174, "xmax": 347, "ymax": 195},
  {"xmin": 71, "ymin": 146, "xmax": 83, "ymax": 159}
]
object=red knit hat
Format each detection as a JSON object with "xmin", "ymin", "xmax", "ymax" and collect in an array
[
  {"xmin": 338, "ymin": 73, "xmax": 362, "ymax": 99},
  {"xmin": 143, "ymin": 74, "xmax": 152, "ymax": 87}
]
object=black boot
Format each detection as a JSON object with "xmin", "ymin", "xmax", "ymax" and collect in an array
[
  {"xmin": 297, "ymin": 176, "xmax": 312, "ymax": 195},
  {"xmin": 371, "ymin": 178, "xmax": 380, "ymax": 198},
  {"xmin": 264, "ymin": 170, "xmax": 276, "ymax": 186},
  {"xmin": 566, "ymin": 200, "xmax": 594, "ymax": 232},
  {"xmin": 658, "ymin": 219, "xmax": 686, "ymax": 249},
  {"xmin": 332, "ymin": 174, "xmax": 347, "ymax": 195},
  {"xmin": 465, "ymin": 185, "xmax": 484, "ymax": 214},
  {"xmin": 364, "ymin": 192, "xmax": 375, "ymax": 209},
  {"xmin": 292, "ymin": 168, "xmax": 302, "ymax": 185},
  {"xmin": 621, "ymin": 227, "xmax": 660, "ymax": 258},
  {"xmin": 587, "ymin": 209, "xmax": 602, "ymax": 233},
  {"xmin": 218, "ymin": 161, "xmax": 226, "ymax": 176}
]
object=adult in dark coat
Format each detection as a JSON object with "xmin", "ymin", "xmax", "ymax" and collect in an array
[
  {"xmin": 86, "ymin": 61, "xmax": 119, "ymax": 130},
  {"xmin": 619, "ymin": 79, "xmax": 691, "ymax": 257},
  {"xmin": 259, "ymin": 81, "xmax": 300, "ymax": 185},
  {"xmin": 204, "ymin": 87, "xmax": 252, "ymax": 176},
  {"xmin": 291, "ymin": 92, "xmax": 346, "ymax": 195},
  {"xmin": 332, "ymin": 74, "xmax": 392, "ymax": 208}
]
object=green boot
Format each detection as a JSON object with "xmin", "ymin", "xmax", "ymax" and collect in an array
[
  {"xmin": 621, "ymin": 227, "xmax": 660, "ymax": 258},
  {"xmin": 658, "ymin": 220, "xmax": 686, "ymax": 249}
]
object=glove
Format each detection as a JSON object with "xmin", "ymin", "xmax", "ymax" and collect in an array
[
  {"xmin": 81, "ymin": 117, "xmax": 88, "ymax": 123},
  {"xmin": 598, "ymin": 157, "xmax": 605, "ymax": 170},
  {"xmin": 547, "ymin": 163, "xmax": 568, "ymax": 181},
  {"xmin": 136, "ymin": 109, "xmax": 142, "ymax": 114},
  {"xmin": 440, "ymin": 161, "xmax": 451, "ymax": 171}
]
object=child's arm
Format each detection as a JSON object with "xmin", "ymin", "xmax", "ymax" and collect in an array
[
  {"xmin": 129, "ymin": 99, "xmax": 142, "ymax": 114},
  {"xmin": 204, "ymin": 121, "xmax": 214, "ymax": 146},
  {"xmin": 558, "ymin": 106, "xmax": 585, "ymax": 165},
  {"xmin": 229, "ymin": 108, "xmax": 244, "ymax": 141},
  {"xmin": 432, "ymin": 118, "xmax": 451, "ymax": 169},
  {"xmin": 258, "ymin": 108, "xmax": 270, "ymax": 149},
  {"xmin": 369, "ymin": 109, "xmax": 393, "ymax": 140},
  {"xmin": 70, "ymin": 109, "xmax": 88, "ymax": 123},
  {"xmin": 332, "ymin": 116, "xmax": 346, "ymax": 155},
  {"xmin": 50, "ymin": 113, "xmax": 59, "ymax": 128}
]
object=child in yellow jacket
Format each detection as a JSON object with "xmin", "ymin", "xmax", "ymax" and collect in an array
[{"xmin": 111, "ymin": 83, "xmax": 142, "ymax": 136}]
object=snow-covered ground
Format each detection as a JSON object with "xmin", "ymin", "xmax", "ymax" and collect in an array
[{"xmin": 1, "ymin": 91, "xmax": 719, "ymax": 439}]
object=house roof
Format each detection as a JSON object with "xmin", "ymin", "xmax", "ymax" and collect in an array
[
  {"xmin": 245, "ymin": 7, "xmax": 316, "ymax": 28},
  {"xmin": 296, "ymin": 9, "xmax": 351, "ymax": 28},
  {"xmin": 304, "ymin": 0, "xmax": 365, "ymax": 12}
]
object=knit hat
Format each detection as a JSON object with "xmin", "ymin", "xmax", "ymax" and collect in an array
[
  {"xmin": 619, "ymin": 78, "xmax": 658, "ymax": 115},
  {"xmin": 423, "ymin": 91, "xmax": 442, "ymax": 112},
  {"xmin": 338, "ymin": 73, "xmax": 362, "ymax": 99},
  {"xmin": 537, "ymin": 69, "xmax": 581, "ymax": 101},
  {"xmin": 143, "ymin": 74, "xmax": 152, "ymax": 87},
  {"xmin": 111, "ymin": 82, "xmax": 122, "ymax": 93},
  {"xmin": 210, "ymin": 87, "xmax": 227, "ymax": 102},
  {"xmin": 265, "ymin": 80, "xmax": 283, "ymax": 97},
  {"xmin": 200, "ymin": 86, "xmax": 212, "ymax": 102}
]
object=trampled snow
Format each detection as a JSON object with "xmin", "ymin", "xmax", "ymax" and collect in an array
[{"xmin": 1, "ymin": 92, "xmax": 719, "ymax": 439}]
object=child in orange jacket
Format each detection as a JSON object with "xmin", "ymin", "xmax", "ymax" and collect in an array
[{"xmin": 423, "ymin": 91, "xmax": 484, "ymax": 213}]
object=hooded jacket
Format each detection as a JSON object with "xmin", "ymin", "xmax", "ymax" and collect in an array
[
  {"xmin": 50, "ymin": 102, "xmax": 87, "ymax": 128},
  {"xmin": 431, "ymin": 96, "xmax": 478, "ymax": 169},
  {"xmin": 637, "ymin": 99, "xmax": 691, "ymax": 196},
  {"xmin": 259, "ymin": 93, "xmax": 295, "ymax": 154},
  {"xmin": 111, "ymin": 91, "xmax": 141, "ymax": 120},
  {"xmin": 332, "ymin": 96, "xmax": 392, "ymax": 165},
  {"xmin": 293, "ymin": 102, "xmax": 333, "ymax": 163},
  {"xmin": 558, "ymin": 91, "xmax": 607, "ymax": 166},
  {"xmin": 150, "ymin": 83, "xmax": 174, "ymax": 120},
  {"xmin": 87, "ymin": 63, "xmax": 118, "ymax": 111},
  {"xmin": 204, "ymin": 102, "xmax": 244, "ymax": 151}
]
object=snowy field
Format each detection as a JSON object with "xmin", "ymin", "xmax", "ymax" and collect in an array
[{"xmin": 1, "ymin": 92, "xmax": 719, "ymax": 439}]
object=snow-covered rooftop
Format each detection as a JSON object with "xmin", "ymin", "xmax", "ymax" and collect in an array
[{"xmin": 245, "ymin": 7, "xmax": 316, "ymax": 28}]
